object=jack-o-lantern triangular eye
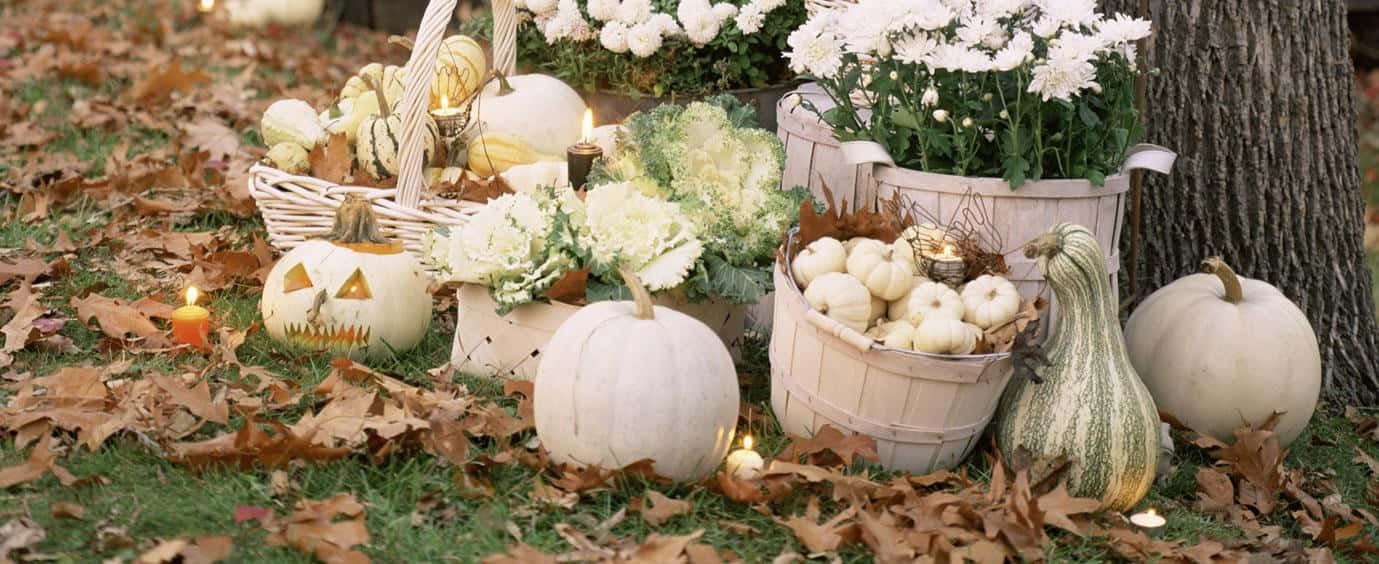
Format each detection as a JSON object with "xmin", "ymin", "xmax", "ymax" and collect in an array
[
  {"xmin": 283, "ymin": 263, "xmax": 313, "ymax": 293},
  {"xmin": 335, "ymin": 268, "xmax": 372, "ymax": 300}
]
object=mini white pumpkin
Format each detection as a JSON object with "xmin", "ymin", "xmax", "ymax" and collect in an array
[
  {"xmin": 891, "ymin": 280, "xmax": 964, "ymax": 325},
  {"xmin": 844, "ymin": 237, "xmax": 885, "ymax": 255},
  {"xmin": 914, "ymin": 318, "xmax": 978, "ymax": 355},
  {"xmin": 534, "ymin": 270, "xmax": 739, "ymax": 482},
  {"xmin": 869, "ymin": 295, "xmax": 887, "ymax": 326},
  {"xmin": 264, "ymin": 142, "xmax": 310, "ymax": 175},
  {"xmin": 791, "ymin": 237, "xmax": 847, "ymax": 289},
  {"xmin": 500, "ymin": 161, "xmax": 569, "ymax": 194},
  {"xmin": 475, "ymin": 74, "xmax": 587, "ymax": 156},
  {"xmin": 846, "ymin": 242, "xmax": 913, "ymax": 301},
  {"xmin": 261, "ymin": 195, "xmax": 432, "ymax": 360},
  {"xmin": 1124, "ymin": 257, "xmax": 1321, "ymax": 447},
  {"xmin": 319, "ymin": 98, "xmax": 355, "ymax": 137},
  {"xmin": 803, "ymin": 272, "xmax": 873, "ymax": 333},
  {"xmin": 961, "ymin": 275, "xmax": 1022, "ymax": 329},
  {"xmin": 875, "ymin": 320, "xmax": 917, "ymax": 349},
  {"xmin": 261, "ymin": 98, "xmax": 327, "ymax": 150}
]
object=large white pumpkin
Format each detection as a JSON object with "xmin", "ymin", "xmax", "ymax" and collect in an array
[
  {"xmin": 534, "ymin": 270, "xmax": 739, "ymax": 482},
  {"xmin": 475, "ymin": 74, "xmax": 587, "ymax": 156},
  {"xmin": 261, "ymin": 195, "xmax": 432, "ymax": 360},
  {"xmin": 1124, "ymin": 257, "xmax": 1321, "ymax": 447}
]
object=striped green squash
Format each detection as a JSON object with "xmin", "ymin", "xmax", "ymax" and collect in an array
[
  {"xmin": 994, "ymin": 222, "xmax": 1159, "ymax": 511},
  {"xmin": 355, "ymin": 76, "xmax": 437, "ymax": 180}
]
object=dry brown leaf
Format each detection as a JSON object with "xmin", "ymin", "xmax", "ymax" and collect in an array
[
  {"xmin": 637, "ymin": 490, "xmax": 692, "ymax": 527},
  {"xmin": 482, "ymin": 545, "xmax": 558, "ymax": 564},
  {"xmin": 685, "ymin": 543, "xmax": 724, "ymax": 564},
  {"xmin": 1034, "ymin": 482, "xmax": 1100, "ymax": 536},
  {"xmin": 0, "ymin": 257, "xmax": 49, "ymax": 284},
  {"xmin": 308, "ymin": 133, "xmax": 352, "ymax": 184},
  {"xmin": 180, "ymin": 118, "xmax": 241, "ymax": 162},
  {"xmin": 1, "ymin": 283, "xmax": 47, "ymax": 367},
  {"xmin": 167, "ymin": 416, "xmax": 351, "ymax": 471},
  {"xmin": 627, "ymin": 530, "xmax": 705, "ymax": 564},
  {"xmin": 129, "ymin": 58, "xmax": 210, "ymax": 105},
  {"xmin": 776, "ymin": 425, "xmax": 879, "ymax": 466},
  {"xmin": 149, "ymin": 373, "xmax": 229, "ymax": 425},
  {"xmin": 0, "ymin": 518, "xmax": 46, "ymax": 557},
  {"xmin": 715, "ymin": 471, "xmax": 794, "ymax": 504},
  {"xmin": 1354, "ymin": 447, "xmax": 1379, "ymax": 475},
  {"xmin": 717, "ymin": 520, "xmax": 759, "ymax": 536},
  {"xmin": 775, "ymin": 497, "xmax": 860, "ymax": 554},
  {"xmin": 50, "ymin": 501, "xmax": 85, "ymax": 520},
  {"xmin": 71, "ymin": 293, "xmax": 170, "ymax": 346},
  {"xmin": 1195, "ymin": 467, "xmax": 1235, "ymax": 513},
  {"xmin": 264, "ymin": 493, "xmax": 370, "ymax": 564},
  {"xmin": 2, "ymin": 121, "xmax": 55, "ymax": 148},
  {"xmin": 0, "ymin": 434, "xmax": 77, "ymax": 488},
  {"xmin": 543, "ymin": 267, "xmax": 590, "ymax": 304}
]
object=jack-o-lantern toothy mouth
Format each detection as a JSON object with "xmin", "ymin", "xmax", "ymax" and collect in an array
[{"xmin": 283, "ymin": 323, "xmax": 372, "ymax": 351}]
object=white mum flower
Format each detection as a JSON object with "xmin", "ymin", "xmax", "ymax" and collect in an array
[
  {"xmin": 1037, "ymin": 0, "xmax": 1097, "ymax": 27},
  {"xmin": 526, "ymin": 0, "xmax": 557, "ymax": 15},
  {"xmin": 600, "ymin": 21, "xmax": 630, "ymax": 53},
  {"xmin": 978, "ymin": 0, "xmax": 1029, "ymax": 19},
  {"xmin": 1027, "ymin": 56, "xmax": 1099, "ymax": 101},
  {"xmin": 544, "ymin": 3, "xmax": 594, "ymax": 43},
  {"xmin": 650, "ymin": 13, "xmax": 681, "ymax": 37},
  {"xmin": 626, "ymin": 21, "xmax": 664, "ymax": 57},
  {"xmin": 616, "ymin": 0, "xmax": 654, "ymax": 25},
  {"xmin": 908, "ymin": 0, "xmax": 956, "ymax": 30},
  {"xmin": 933, "ymin": 109, "xmax": 949, "ymax": 122},
  {"xmin": 711, "ymin": 3, "xmax": 738, "ymax": 21},
  {"xmin": 991, "ymin": 31, "xmax": 1033, "ymax": 70},
  {"xmin": 757, "ymin": 0, "xmax": 786, "ymax": 10},
  {"xmin": 785, "ymin": 14, "xmax": 845, "ymax": 79},
  {"xmin": 587, "ymin": 0, "xmax": 619, "ymax": 21},
  {"xmin": 894, "ymin": 32, "xmax": 938, "ymax": 65},
  {"xmin": 1097, "ymin": 13, "xmax": 1152, "ymax": 44},
  {"xmin": 1031, "ymin": 17, "xmax": 1061, "ymax": 38},
  {"xmin": 736, "ymin": 3, "xmax": 766, "ymax": 34},
  {"xmin": 685, "ymin": 16, "xmax": 721, "ymax": 46},
  {"xmin": 956, "ymin": 15, "xmax": 997, "ymax": 48},
  {"xmin": 930, "ymin": 43, "xmax": 993, "ymax": 73}
]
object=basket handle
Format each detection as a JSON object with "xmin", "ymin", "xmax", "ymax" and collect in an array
[
  {"xmin": 395, "ymin": 0, "xmax": 518, "ymax": 209},
  {"xmin": 804, "ymin": 310, "xmax": 875, "ymax": 354}
]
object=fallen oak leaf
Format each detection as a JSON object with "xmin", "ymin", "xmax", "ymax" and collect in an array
[
  {"xmin": 773, "ymin": 497, "xmax": 859, "ymax": 554},
  {"xmin": 71, "ymin": 293, "xmax": 170, "ymax": 346},
  {"xmin": 1034, "ymin": 482, "xmax": 1100, "ymax": 536},
  {"xmin": 0, "ymin": 434, "xmax": 78, "ymax": 488},
  {"xmin": 50, "ymin": 502, "xmax": 85, "ymax": 520},
  {"xmin": 0, "ymin": 257, "xmax": 49, "ymax": 284},
  {"xmin": 635, "ymin": 490, "xmax": 692, "ymax": 527},
  {"xmin": 263, "ymin": 493, "xmax": 369, "ymax": 564},
  {"xmin": 129, "ymin": 58, "xmax": 210, "ymax": 106},
  {"xmin": 149, "ymin": 373, "xmax": 229, "ymax": 425},
  {"xmin": 715, "ymin": 471, "xmax": 793, "ymax": 504},
  {"xmin": 482, "ymin": 545, "xmax": 558, "ymax": 564},
  {"xmin": 1195, "ymin": 467, "xmax": 1235, "ymax": 513},
  {"xmin": 308, "ymin": 133, "xmax": 352, "ymax": 184},
  {"xmin": 627, "ymin": 529, "xmax": 706, "ymax": 564},
  {"xmin": 179, "ymin": 118, "xmax": 241, "ymax": 162},
  {"xmin": 775, "ymin": 425, "xmax": 879, "ymax": 466}
]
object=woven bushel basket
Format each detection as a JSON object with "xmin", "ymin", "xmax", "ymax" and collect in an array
[{"xmin": 249, "ymin": 0, "xmax": 520, "ymax": 257}]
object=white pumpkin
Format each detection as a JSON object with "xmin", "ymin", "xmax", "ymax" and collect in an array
[
  {"xmin": 264, "ymin": 142, "xmax": 310, "ymax": 175},
  {"xmin": 475, "ymin": 74, "xmax": 587, "ymax": 156},
  {"xmin": 869, "ymin": 295, "xmax": 887, "ymax": 326},
  {"xmin": 890, "ymin": 280, "xmax": 964, "ymax": 325},
  {"xmin": 844, "ymin": 237, "xmax": 885, "ymax": 255},
  {"xmin": 1124, "ymin": 257, "xmax": 1321, "ymax": 447},
  {"xmin": 261, "ymin": 196, "xmax": 432, "ymax": 360},
  {"xmin": 791, "ymin": 237, "xmax": 847, "ymax": 289},
  {"xmin": 846, "ymin": 242, "xmax": 913, "ymax": 301},
  {"xmin": 499, "ymin": 161, "xmax": 570, "ymax": 194},
  {"xmin": 875, "ymin": 320, "xmax": 917, "ymax": 350},
  {"xmin": 803, "ymin": 272, "xmax": 873, "ymax": 333},
  {"xmin": 261, "ymin": 99, "xmax": 327, "ymax": 150},
  {"xmin": 914, "ymin": 318, "xmax": 978, "ymax": 355},
  {"xmin": 961, "ymin": 275, "xmax": 1022, "ymax": 329},
  {"xmin": 534, "ymin": 270, "xmax": 739, "ymax": 482},
  {"xmin": 319, "ymin": 98, "xmax": 355, "ymax": 137}
]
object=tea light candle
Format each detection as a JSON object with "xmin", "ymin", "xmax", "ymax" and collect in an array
[
  {"xmin": 924, "ymin": 243, "xmax": 966, "ymax": 286},
  {"xmin": 724, "ymin": 435, "xmax": 764, "ymax": 480},
  {"xmin": 1129, "ymin": 508, "xmax": 1166, "ymax": 537},
  {"xmin": 196, "ymin": 0, "xmax": 215, "ymax": 13},
  {"xmin": 567, "ymin": 109, "xmax": 602, "ymax": 190},
  {"xmin": 171, "ymin": 286, "xmax": 210, "ymax": 348}
]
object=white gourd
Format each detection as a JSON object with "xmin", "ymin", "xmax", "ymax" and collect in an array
[
  {"xmin": 534, "ymin": 270, "xmax": 739, "ymax": 482},
  {"xmin": 960, "ymin": 275, "xmax": 1022, "ymax": 329},
  {"xmin": 319, "ymin": 98, "xmax": 355, "ymax": 137},
  {"xmin": 265, "ymin": 142, "xmax": 310, "ymax": 174},
  {"xmin": 261, "ymin": 99, "xmax": 327, "ymax": 149},
  {"xmin": 803, "ymin": 272, "xmax": 873, "ymax": 333},
  {"xmin": 356, "ymin": 78, "xmax": 438, "ymax": 179},
  {"xmin": 886, "ymin": 276, "xmax": 931, "ymax": 323},
  {"xmin": 876, "ymin": 320, "xmax": 917, "ymax": 350},
  {"xmin": 869, "ymin": 295, "xmax": 887, "ymax": 326},
  {"xmin": 844, "ymin": 237, "xmax": 885, "ymax": 255},
  {"xmin": 500, "ymin": 161, "xmax": 569, "ymax": 194},
  {"xmin": 340, "ymin": 64, "xmax": 407, "ymax": 105},
  {"xmin": 475, "ymin": 74, "xmax": 588, "ymax": 156},
  {"xmin": 791, "ymin": 237, "xmax": 847, "ymax": 290},
  {"xmin": 914, "ymin": 318, "xmax": 978, "ymax": 355},
  {"xmin": 846, "ymin": 242, "xmax": 913, "ymax": 301},
  {"xmin": 891, "ymin": 281, "xmax": 964, "ymax": 324}
]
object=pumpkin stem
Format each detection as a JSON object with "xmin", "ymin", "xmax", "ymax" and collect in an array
[
  {"xmin": 326, "ymin": 194, "xmax": 391, "ymax": 245},
  {"xmin": 495, "ymin": 71, "xmax": 515, "ymax": 96},
  {"xmin": 365, "ymin": 75, "xmax": 390, "ymax": 118},
  {"xmin": 1023, "ymin": 233, "xmax": 1060, "ymax": 259},
  {"xmin": 616, "ymin": 268, "xmax": 655, "ymax": 320},
  {"xmin": 1201, "ymin": 256, "xmax": 1244, "ymax": 304}
]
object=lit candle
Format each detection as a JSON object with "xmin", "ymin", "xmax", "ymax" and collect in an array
[
  {"xmin": 1129, "ymin": 508, "xmax": 1166, "ymax": 537},
  {"xmin": 724, "ymin": 435, "xmax": 765, "ymax": 480},
  {"xmin": 431, "ymin": 95, "xmax": 470, "ymax": 167},
  {"xmin": 924, "ymin": 243, "xmax": 966, "ymax": 286},
  {"xmin": 171, "ymin": 286, "xmax": 210, "ymax": 349},
  {"xmin": 197, "ymin": 0, "xmax": 215, "ymax": 13},
  {"xmin": 567, "ymin": 109, "xmax": 602, "ymax": 190}
]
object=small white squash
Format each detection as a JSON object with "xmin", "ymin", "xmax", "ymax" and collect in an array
[
  {"xmin": 534, "ymin": 270, "xmax": 739, "ymax": 482},
  {"xmin": 357, "ymin": 77, "xmax": 438, "ymax": 179},
  {"xmin": 869, "ymin": 295, "xmax": 887, "ymax": 326},
  {"xmin": 261, "ymin": 99, "xmax": 327, "ymax": 149},
  {"xmin": 890, "ymin": 281, "xmax": 964, "ymax": 325},
  {"xmin": 429, "ymin": 35, "xmax": 487, "ymax": 109},
  {"xmin": 961, "ymin": 275, "xmax": 1022, "ymax": 329},
  {"xmin": 1124, "ymin": 257, "xmax": 1321, "ymax": 447},
  {"xmin": 319, "ymin": 98, "xmax": 355, "ymax": 137},
  {"xmin": 803, "ymin": 272, "xmax": 873, "ymax": 333},
  {"xmin": 339, "ymin": 63, "xmax": 407, "ymax": 106},
  {"xmin": 844, "ymin": 237, "xmax": 885, "ymax": 255},
  {"xmin": 875, "ymin": 320, "xmax": 917, "ymax": 349},
  {"xmin": 500, "ymin": 161, "xmax": 570, "ymax": 194},
  {"xmin": 475, "ymin": 74, "xmax": 588, "ymax": 156},
  {"xmin": 264, "ymin": 142, "xmax": 310, "ymax": 174},
  {"xmin": 261, "ymin": 195, "xmax": 431, "ymax": 360},
  {"xmin": 790, "ymin": 237, "xmax": 847, "ymax": 289},
  {"xmin": 914, "ymin": 318, "xmax": 978, "ymax": 355},
  {"xmin": 846, "ymin": 242, "xmax": 914, "ymax": 301},
  {"xmin": 468, "ymin": 131, "xmax": 562, "ymax": 178}
]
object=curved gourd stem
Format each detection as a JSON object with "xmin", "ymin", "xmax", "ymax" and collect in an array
[
  {"xmin": 1023, "ymin": 233, "xmax": 1060, "ymax": 259},
  {"xmin": 617, "ymin": 268, "xmax": 655, "ymax": 320},
  {"xmin": 327, "ymin": 194, "xmax": 391, "ymax": 245},
  {"xmin": 1201, "ymin": 256, "xmax": 1244, "ymax": 304},
  {"xmin": 364, "ymin": 75, "xmax": 390, "ymax": 118}
]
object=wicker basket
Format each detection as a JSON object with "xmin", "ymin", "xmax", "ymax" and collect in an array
[
  {"xmin": 248, "ymin": 0, "xmax": 520, "ymax": 257},
  {"xmin": 452, "ymin": 283, "xmax": 749, "ymax": 381},
  {"xmin": 770, "ymin": 231, "xmax": 1015, "ymax": 474}
]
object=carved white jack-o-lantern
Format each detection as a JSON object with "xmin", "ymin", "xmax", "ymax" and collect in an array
[{"xmin": 261, "ymin": 195, "xmax": 432, "ymax": 359}]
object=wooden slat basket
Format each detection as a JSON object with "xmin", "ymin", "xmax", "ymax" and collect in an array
[
  {"xmin": 248, "ymin": 0, "xmax": 520, "ymax": 257},
  {"xmin": 778, "ymin": 83, "xmax": 876, "ymax": 213},
  {"xmin": 769, "ymin": 231, "xmax": 1015, "ymax": 474},
  {"xmin": 452, "ymin": 284, "xmax": 748, "ymax": 381}
]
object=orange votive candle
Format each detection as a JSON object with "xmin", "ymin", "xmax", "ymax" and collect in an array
[{"xmin": 171, "ymin": 286, "xmax": 210, "ymax": 348}]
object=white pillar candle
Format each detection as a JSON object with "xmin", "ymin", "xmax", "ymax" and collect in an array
[
  {"xmin": 724, "ymin": 435, "xmax": 764, "ymax": 480},
  {"xmin": 1129, "ymin": 508, "xmax": 1166, "ymax": 537}
]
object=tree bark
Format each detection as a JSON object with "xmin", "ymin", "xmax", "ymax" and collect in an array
[{"xmin": 1103, "ymin": 0, "xmax": 1379, "ymax": 405}]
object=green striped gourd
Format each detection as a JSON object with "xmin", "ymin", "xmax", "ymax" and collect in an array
[
  {"xmin": 994, "ymin": 222, "xmax": 1159, "ymax": 511},
  {"xmin": 356, "ymin": 76, "xmax": 437, "ymax": 179}
]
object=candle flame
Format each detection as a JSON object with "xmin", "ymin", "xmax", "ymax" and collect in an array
[
  {"xmin": 440, "ymin": 94, "xmax": 450, "ymax": 109},
  {"xmin": 743, "ymin": 435, "xmax": 754, "ymax": 450},
  {"xmin": 1145, "ymin": 508, "xmax": 1158, "ymax": 517},
  {"xmin": 185, "ymin": 286, "xmax": 200, "ymax": 307},
  {"xmin": 197, "ymin": 0, "xmax": 215, "ymax": 12},
  {"xmin": 581, "ymin": 109, "xmax": 594, "ymax": 143},
  {"xmin": 938, "ymin": 244, "xmax": 958, "ymax": 259}
]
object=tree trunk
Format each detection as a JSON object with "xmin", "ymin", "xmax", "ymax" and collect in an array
[{"xmin": 1103, "ymin": 0, "xmax": 1379, "ymax": 405}]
